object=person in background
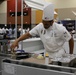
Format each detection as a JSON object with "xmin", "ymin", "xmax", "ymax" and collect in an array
[
  {"xmin": 26, "ymin": 27, "xmax": 30, "ymax": 32},
  {"xmin": 8, "ymin": 27, "xmax": 13, "ymax": 38},
  {"xmin": 0, "ymin": 27, "xmax": 3, "ymax": 39},
  {"xmin": 4, "ymin": 31, "xmax": 10, "ymax": 39},
  {"xmin": 17, "ymin": 25, "xmax": 21, "ymax": 38},
  {"xmin": 0, "ymin": 28, "xmax": 2, "ymax": 34},
  {"xmin": 11, "ymin": 3, "xmax": 74, "ymax": 59},
  {"xmin": 13, "ymin": 28, "xmax": 16, "ymax": 38},
  {"xmin": 2, "ymin": 27, "xmax": 6, "ymax": 34},
  {"xmin": 5, "ymin": 27, "xmax": 9, "ymax": 32}
]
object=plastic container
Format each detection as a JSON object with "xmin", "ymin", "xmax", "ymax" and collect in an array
[{"xmin": 45, "ymin": 52, "xmax": 49, "ymax": 65}]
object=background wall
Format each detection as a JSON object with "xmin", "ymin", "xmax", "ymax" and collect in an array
[
  {"xmin": 7, "ymin": 0, "xmax": 31, "ymax": 25},
  {"xmin": 0, "ymin": 0, "xmax": 76, "ymax": 25},
  {"xmin": 45, "ymin": 0, "xmax": 76, "ymax": 8},
  {"xmin": 31, "ymin": 9, "xmax": 36, "ymax": 28},
  {"xmin": 0, "ymin": 0, "xmax": 31, "ymax": 29},
  {"xmin": 0, "ymin": 1, "xmax": 7, "ymax": 24},
  {"xmin": 58, "ymin": 8, "xmax": 76, "ymax": 20},
  {"xmin": 45, "ymin": 0, "xmax": 76, "ymax": 20}
]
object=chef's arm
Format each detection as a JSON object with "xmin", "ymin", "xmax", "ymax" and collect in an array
[
  {"xmin": 10, "ymin": 32, "xmax": 32, "ymax": 49},
  {"xmin": 69, "ymin": 36, "xmax": 74, "ymax": 54},
  {"xmin": 16, "ymin": 32, "xmax": 31, "ymax": 42}
]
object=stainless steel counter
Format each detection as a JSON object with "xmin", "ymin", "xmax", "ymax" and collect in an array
[
  {"xmin": 0, "ymin": 53, "xmax": 11, "ymax": 75},
  {"xmin": 1, "ymin": 56, "xmax": 76, "ymax": 75}
]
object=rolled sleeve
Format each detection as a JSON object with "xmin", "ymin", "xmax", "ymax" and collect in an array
[{"xmin": 29, "ymin": 24, "xmax": 41, "ymax": 36}]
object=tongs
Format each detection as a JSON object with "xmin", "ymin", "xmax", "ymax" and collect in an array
[{"xmin": 11, "ymin": 49, "xmax": 16, "ymax": 59}]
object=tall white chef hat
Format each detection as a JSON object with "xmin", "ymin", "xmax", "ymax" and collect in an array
[{"xmin": 42, "ymin": 3, "xmax": 54, "ymax": 21}]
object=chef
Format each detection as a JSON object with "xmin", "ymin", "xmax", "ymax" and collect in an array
[{"xmin": 11, "ymin": 3, "xmax": 74, "ymax": 58}]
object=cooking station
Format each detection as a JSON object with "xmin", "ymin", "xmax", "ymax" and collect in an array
[
  {"xmin": 1, "ymin": 38, "xmax": 76, "ymax": 75},
  {"xmin": 2, "ymin": 54, "xmax": 76, "ymax": 75}
]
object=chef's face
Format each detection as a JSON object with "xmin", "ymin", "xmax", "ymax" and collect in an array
[{"xmin": 42, "ymin": 20, "xmax": 54, "ymax": 29}]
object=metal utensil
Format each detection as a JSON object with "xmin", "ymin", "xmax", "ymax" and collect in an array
[{"xmin": 11, "ymin": 49, "xmax": 16, "ymax": 59}]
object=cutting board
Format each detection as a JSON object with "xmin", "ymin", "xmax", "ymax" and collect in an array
[{"xmin": 21, "ymin": 54, "xmax": 52, "ymax": 65}]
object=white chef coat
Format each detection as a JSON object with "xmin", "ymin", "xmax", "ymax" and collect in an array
[
  {"xmin": 2, "ymin": 28, "xmax": 6, "ymax": 34},
  {"xmin": 0, "ymin": 28, "xmax": 2, "ymax": 34},
  {"xmin": 29, "ymin": 22, "xmax": 71, "ymax": 58}
]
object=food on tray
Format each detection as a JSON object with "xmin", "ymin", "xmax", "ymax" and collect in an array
[{"xmin": 37, "ymin": 54, "xmax": 44, "ymax": 59}]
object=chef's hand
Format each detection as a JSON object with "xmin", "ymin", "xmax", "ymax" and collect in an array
[{"xmin": 10, "ymin": 39, "xmax": 19, "ymax": 51}]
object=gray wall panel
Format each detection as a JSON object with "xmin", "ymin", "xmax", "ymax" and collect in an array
[
  {"xmin": 0, "ymin": 13, "xmax": 6, "ymax": 24},
  {"xmin": 58, "ymin": 8, "xmax": 76, "ymax": 20}
]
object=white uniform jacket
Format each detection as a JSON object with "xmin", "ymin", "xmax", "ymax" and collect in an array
[{"xmin": 29, "ymin": 22, "xmax": 71, "ymax": 58}]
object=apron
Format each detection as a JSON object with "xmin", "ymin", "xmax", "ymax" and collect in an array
[{"xmin": 41, "ymin": 26, "xmax": 65, "ymax": 59}]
